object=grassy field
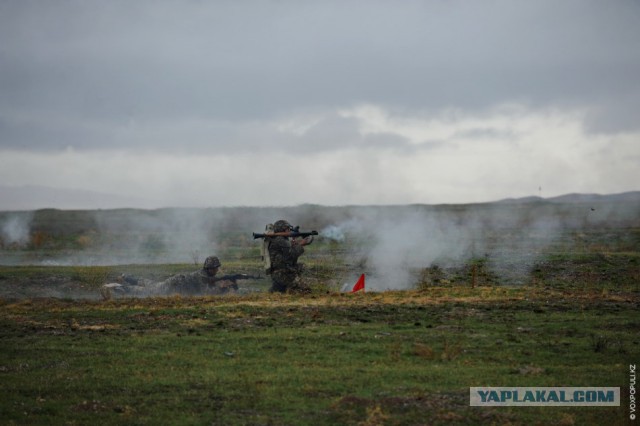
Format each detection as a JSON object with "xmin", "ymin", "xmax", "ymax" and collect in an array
[
  {"xmin": 1, "ymin": 265, "xmax": 638, "ymax": 425},
  {"xmin": 1, "ymin": 202, "xmax": 639, "ymax": 424}
]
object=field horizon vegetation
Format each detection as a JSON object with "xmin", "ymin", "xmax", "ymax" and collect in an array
[{"xmin": 1, "ymin": 194, "xmax": 638, "ymax": 424}]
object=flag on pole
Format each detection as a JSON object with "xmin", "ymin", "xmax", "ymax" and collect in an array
[{"xmin": 351, "ymin": 274, "xmax": 365, "ymax": 292}]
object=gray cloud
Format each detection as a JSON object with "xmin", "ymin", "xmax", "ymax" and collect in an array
[
  {"xmin": 0, "ymin": 1, "xmax": 638, "ymax": 209},
  {"xmin": 1, "ymin": 0, "xmax": 639, "ymax": 153}
]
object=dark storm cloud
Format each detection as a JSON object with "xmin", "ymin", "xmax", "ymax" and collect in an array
[{"xmin": 1, "ymin": 0, "xmax": 639, "ymax": 154}]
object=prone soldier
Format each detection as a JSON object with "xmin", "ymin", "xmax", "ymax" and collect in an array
[{"xmin": 102, "ymin": 256, "xmax": 260, "ymax": 298}]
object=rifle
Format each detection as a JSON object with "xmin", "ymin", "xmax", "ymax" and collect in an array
[
  {"xmin": 216, "ymin": 273, "xmax": 263, "ymax": 283},
  {"xmin": 252, "ymin": 226, "xmax": 318, "ymax": 240}
]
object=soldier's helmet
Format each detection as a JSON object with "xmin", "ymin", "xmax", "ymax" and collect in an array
[
  {"xmin": 273, "ymin": 220, "xmax": 293, "ymax": 233},
  {"xmin": 203, "ymin": 256, "xmax": 221, "ymax": 269}
]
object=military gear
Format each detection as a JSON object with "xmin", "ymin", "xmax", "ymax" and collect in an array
[
  {"xmin": 216, "ymin": 274, "xmax": 263, "ymax": 290},
  {"xmin": 204, "ymin": 256, "xmax": 221, "ymax": 269},
  {"xmin": 273, "ymin": 220, "xmax": 293, "ymax": 233},
  {"xmin": 155, "ymin": 270, "xmax": 212, "ymax": 295},
  {"xmin": 260, "ymin": 223, "xmax": 274, "ymax": 274}
]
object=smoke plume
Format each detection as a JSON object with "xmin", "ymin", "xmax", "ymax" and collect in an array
[
  {"xmin": 325, "ymin": 204, "xmax": 573, "ymax": 291},
  {"xmin": 0, "ymin": 213, "xmax": 33, "ymax": 248}
]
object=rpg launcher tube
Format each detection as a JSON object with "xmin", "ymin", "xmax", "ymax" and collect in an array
[{"xmin": 252, "ymin": 230, "xmax": 318, "ymax": 239}]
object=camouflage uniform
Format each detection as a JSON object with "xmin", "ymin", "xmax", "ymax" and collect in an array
[
  {"xmin": 103, "ymin": 256, "xmax": 234, "ymax": 297},
  {"xmin": 150, "ymin": 270, "xmax": 214, "ymax": 296},
  {"xmin": 267, "ymin": 220, "xmax": 308, "ymax": 293}
]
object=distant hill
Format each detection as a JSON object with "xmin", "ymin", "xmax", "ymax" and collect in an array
[
  {"xmin": 497, "ymin": 191, "xmax": 640, "ymax": 204},
  {"xmin": 1, "ymin": 184, "xmax": 639, "ymax": 211},
  {"xmin": 0, "ymin": 185, "xmax": 160, "ymax": 211},
  {"xmin": 547, "ymin": 191, "xmax": 640, "ymax": 203}
]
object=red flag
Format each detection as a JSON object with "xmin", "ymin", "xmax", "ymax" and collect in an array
[{"xmin": 351, "ymin": 274, "xmax": 365, "ymax": 293}]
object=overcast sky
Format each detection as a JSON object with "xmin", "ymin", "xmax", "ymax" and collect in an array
[{"xmin": 1, "ymin": 0, "xmax": 639, "ymax": 210}]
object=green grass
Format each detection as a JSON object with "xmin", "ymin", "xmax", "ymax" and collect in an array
[{"xmin": 1, "ymin": 286, "xmax": 637, "ymax": 425}]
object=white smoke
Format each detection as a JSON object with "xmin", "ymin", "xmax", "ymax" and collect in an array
[
  {"xmin": 321, "ymin": 219, "xmax": 365, "ymax": 242},
  {"xmin": 328, "ymin": 204, "xmax": 568, "ymax": 291},
  {"xmin": 89, "ymin": 208, "xmax": 224, "ymax": 265},
  {"xmin": 321, "ymin": 225, "xmax": 346, "ymax": 242},
  {"xmin": 330, "ymin": 209, "xmax": 472, "ymax": 291},
  {"xmin": 0, "ymin": 213, "xmax": 33, "ymax": 247}
]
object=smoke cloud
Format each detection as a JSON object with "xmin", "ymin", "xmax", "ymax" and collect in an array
[
  {"xmin": 89, "ymin": 209, "xmax": 224, "ymax": 265},
  {"xmin": 323, "ymin": 202, "xmax": 619, "ymax": 291},
  {"xmin": 0, "ymin": 213, "xmax": 33, "ymax": 248}
]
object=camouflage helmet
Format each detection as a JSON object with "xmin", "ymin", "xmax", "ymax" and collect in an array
[
  {"xmin": 273, "ymin": 220, "xmax": 293, "ymax": 233},
  {"xmin": 203, "ymin": 256, "xmax": 221, "ymax": 269}
]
